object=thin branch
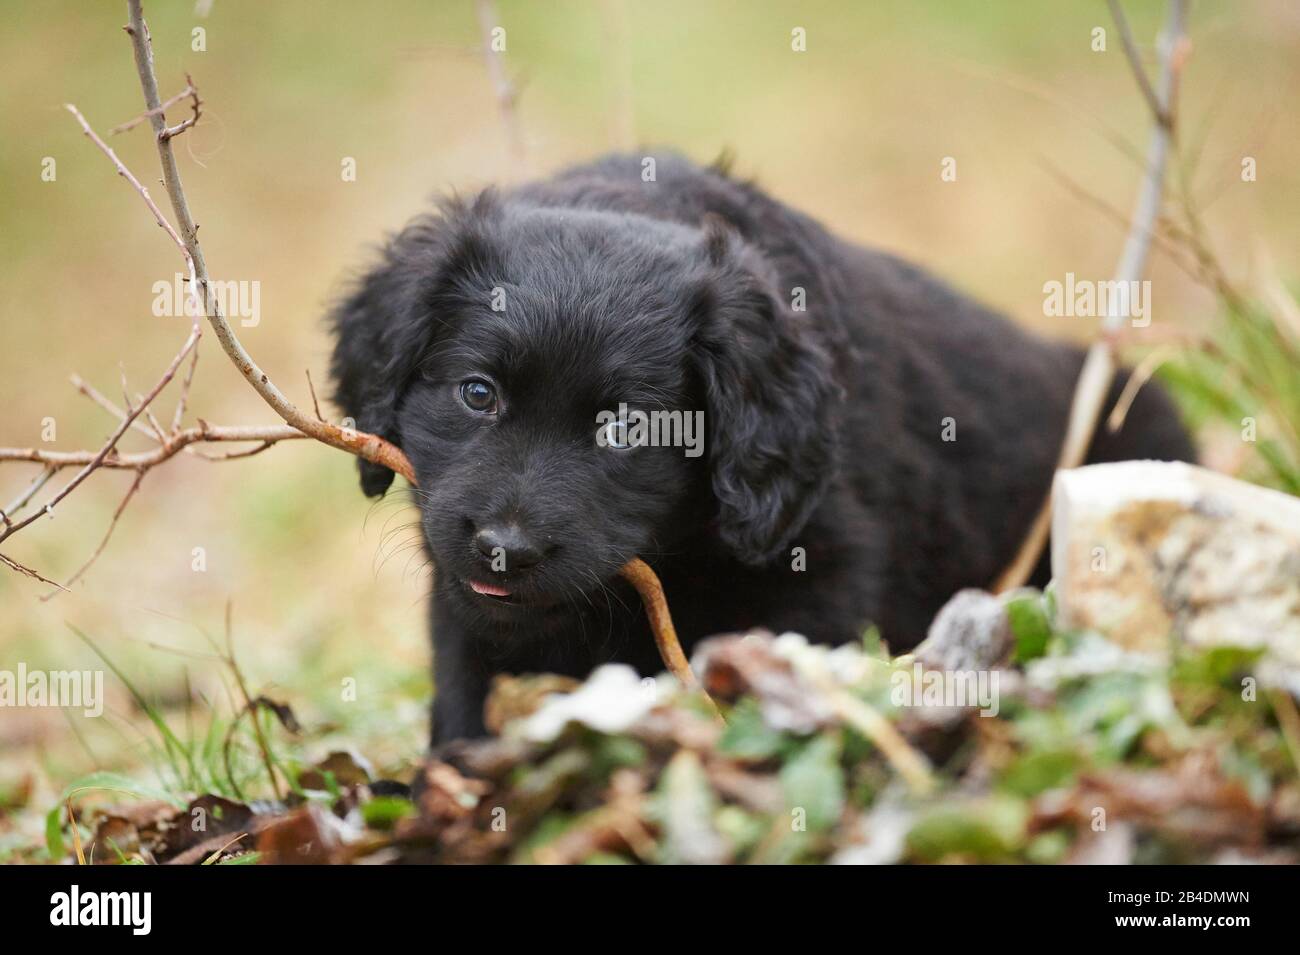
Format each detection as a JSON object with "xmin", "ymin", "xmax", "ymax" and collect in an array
[
  {"xmin": 0, "ymin": 324, "xmax": 199, "ymax": 547},
  {"xmin": 134, "ymin": 382, "xmax": 168, "ymax": 443},
  {"xmin": 995, "ymin": 0, "xmax": 1188, "ymax": 593},
  {"xmin": 305, "ymin": 369, "xmax": 325, "ymax": 422},
  {"xmin": 1033, "ymin": 158, "xmax": 1201, "ymax": 283},
  {"xmin": 0, "ymin": 423, "xmax": 306, "ymax": 469},
  {"xmin": 64, "ymin": 102, "xmax": 194, "ymax": 279},
  {"xmin": 1106, "ymin": 0, "xmax": 1166, "ymax": 125},
  {"xmin": 475, "ymin": 0, "xmax": 528, "ymax": 174},
  {"xmin": 187, "ymin": 439, "xmax": 277, "ymax": 462},
  {"xmin": 117, "ymin": 367, "xmax": 137, "ymax": 422},
  {"xmin": 0, "ymin": 550, "xmax": 68, "ymax": 590},
  {"xmin": 123, "ymin": 0, "xmax": 414, "ymax": 483},
  {"xmin": 1, "ymin": 467, "xmax": 55, "ymax": 526},
  {"xmin": 158, "ymin": 75, "xmax": 202, "ymax": 142},
  {"xmin": 171, "ymin": 347, "xmax": 200, "ymax": 432},
  {"xmin": 71, "ymin": 373, "xmax": 159, "ymax": 442},
  {"xmin": 109, "ymin": 82, "xmax": 195, "ymax": 135},
  {"xmin": 43, "ymin": 468, "xmax": 147, "ymax": 599}
]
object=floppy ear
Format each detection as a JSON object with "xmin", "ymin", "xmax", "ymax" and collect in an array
[
  {"xmin": 329, "ymin": 193, "xmax": 501, "ymax": 496},
  {"xmin": 689, "ymin": 221, "xmax": 840, "ymax": 565}
]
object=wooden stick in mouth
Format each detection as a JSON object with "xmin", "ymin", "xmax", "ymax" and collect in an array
[{"xmin": 618, "ymin": 556, "xmax": 697, "ymax": 692}]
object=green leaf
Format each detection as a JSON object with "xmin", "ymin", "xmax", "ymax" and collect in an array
[
  {"xmin": 718, "ymin": 698, "xmax": 786, "ymax": 760},
  {"xmin": 1173, "ymin": 645, "xmax": 1263, "ymax": 690},
  {"xmin": 361, "ymin": 796, "xmax": 415, "ymax": 830},
  {"xmin": 44, "ymin": 806, "xmax": 64, "ymax": 860},
  {"xmin": 1006, "ymin": 592, "xmax": 1052, "ymax": 663},
  {"xmin": 780, "ymin": 734, "xmax": 845, "ymax": 833},
  {"xmin": 907, "ymin": 795, "xmax": 1029, "ymax": 861},
  {"xmin": 998, "ymin": 748, "xmax": 1078, "ymax": 797}
]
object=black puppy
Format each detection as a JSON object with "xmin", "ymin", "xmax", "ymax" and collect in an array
[{"xmin": 330, "ymin": 153, "xmax": 1194, "ymax": 743}]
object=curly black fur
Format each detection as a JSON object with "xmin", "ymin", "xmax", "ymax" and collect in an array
[{"xmin": 330, "ymin": 153, "xmax": 1195, "ymax": 743}]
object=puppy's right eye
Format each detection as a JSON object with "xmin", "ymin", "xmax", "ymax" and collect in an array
[
  {"xmin": 599, "ymin": 419, "xmax": 634, "ymax": 450},
  {"xmin": 459, "ymin": 379, "xmax": 498, "ymax": 414}
]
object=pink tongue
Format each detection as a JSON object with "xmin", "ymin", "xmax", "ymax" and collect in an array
[{"xmin": 470, "ymin": 579, "xmax": 511, "ymax": 597}]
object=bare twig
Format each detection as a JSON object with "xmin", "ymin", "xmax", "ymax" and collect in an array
[
  {"xmin": 123, "ymin": 0, "xmax": 413, "ymax": 483},
  {"xmin": 620, "ymin": 557, "xmax": 720, "ymax": 716},
  {"xmin": 64, "ymin": 101, "xmax": 198, "ymax": 297},
  {"xmin": 1033, "ymin": 158, "xmax": 1201, "ymax": 283},
  {"xmin": 0, "ymin": 551, "xmax": 66, "ymax": 589},
  {"xmin": 0, "ymin": 323, "xmax": 199, "ymax": 547},
  {"xmin": 1106, "ymin": 0, "xmax": 1167, "ymax": 125},
  {"xmin": 43, "ymin": 468, "xmax": 147, "ymax": 598},
  {"xmin": 171, "ymin": 347, "xmax": 200, "ymax": 433},
  {"xmin": 159, "ymin": 75, "xmax": 202, "ymax": 141},
  {"xmin": 109, "ymin": 81, "xmax": 195, "ymax": 135},
  {"xmin": 305, "ymin": 369, "xmax": 325, "ymax": 422},
  {"xmin": 187, "ymin": 439, "xmax": 277, "ymax": 462},
  {"xmin": 0, "ymin": 423, "xmax": 306, "ymax": 470},
  {"xmin": 71, "ymin": 374, "xmax": 159, "ymax": 442},
  {"xmin": 1, "ymin": 467, "xmax": 55, "ymax": 526},
  {"xmin": 995, "ymin": 0, "xmax": 1188, "ymax": 593},
  {"xmin": 475, "ymin": 0, "xmax": 528, "ymax": 173},
  {"xmin": 139, "ymin": 393, "xmax": 168, "ymax": 445}
]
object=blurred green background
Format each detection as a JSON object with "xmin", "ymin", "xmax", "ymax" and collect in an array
[{"xmin": 2, "ymin": 0, "xmax": 1298, "ymax": 845}]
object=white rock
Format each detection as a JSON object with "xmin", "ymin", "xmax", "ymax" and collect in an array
[
  {"xmin": 1052, "ymin": 461, "xmax": 1300, "ymax": 688},
  {"xmin": 518, "ymin": 664, "xmax": 659, "ymax": 742}
]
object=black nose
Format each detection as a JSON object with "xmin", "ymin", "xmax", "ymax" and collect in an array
[{"xmin": 474, "ymin": 523, "xmax": 547, "ymax": 570}]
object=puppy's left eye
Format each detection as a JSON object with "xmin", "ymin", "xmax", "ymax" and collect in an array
[
  {"xmin": 599, "ymin": 419, "xmax": 633, "ymax": 450},
  {"xmin": 459, "ymin": 378, "xmax": 498, "ymax": 414}
]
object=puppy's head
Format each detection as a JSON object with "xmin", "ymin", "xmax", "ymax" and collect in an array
[{"xmin": 330, "ymin": 193, "xmax": 836, "ymax": 622}]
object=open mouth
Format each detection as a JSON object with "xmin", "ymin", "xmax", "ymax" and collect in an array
[
  {"xmin": 463, "ymin": 577, "xmax": 567, "ymax": 612},
  {"xmin": 468, "ymin": 579, "xmax": 514, "ymax": 601}
]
